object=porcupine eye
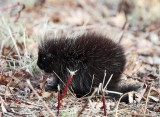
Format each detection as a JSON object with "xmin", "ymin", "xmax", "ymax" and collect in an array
[
  {"xmin": 41, "ymin": 53, "xmax": 52, "ymax": 62},
  {"xmin": 37, "ymin": 54, "xmax": 46, "ymax": 69},
  {"xmin": 42, "ymin": 56, "xmax": 46, "ymax": 61}
]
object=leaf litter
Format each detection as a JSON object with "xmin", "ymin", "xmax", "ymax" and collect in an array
[{"xmin": 0, "ymin": 0, "xmax": 160, "ymax": 116}]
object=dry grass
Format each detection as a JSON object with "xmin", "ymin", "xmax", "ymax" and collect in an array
[{"xmin": 0, "ymin": 0, "xmax": 160, "ymax": 116}]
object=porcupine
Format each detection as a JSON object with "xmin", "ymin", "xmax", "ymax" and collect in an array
[{"xmin": 37, "ymin": 33, "xmax": 140, "ymax": 100}]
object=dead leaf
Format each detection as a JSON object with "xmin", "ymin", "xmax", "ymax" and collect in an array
[
  {"xmin": 135, "ymin": 84, "xmax": 147, "ymax": 103},
  {"xmin": 42, "ymin": 92, "xmax": 52, "ymax": 98},
  {"xmin": 0, "ymin": 97, "xmax": 7, "ymax": 113}
]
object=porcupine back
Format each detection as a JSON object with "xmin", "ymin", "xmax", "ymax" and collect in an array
[{"xmin": 37, "ymin": 33, "xmax": 126, "ymax": 97}]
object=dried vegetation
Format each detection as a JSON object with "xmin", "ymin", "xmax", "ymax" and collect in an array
[{"xmin": 0, "ymin": 0, "xmax": 160, "ymax": 116}]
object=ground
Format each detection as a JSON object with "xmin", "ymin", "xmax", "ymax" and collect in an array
[{"xmin": 0, "ymin": 0, "xmax": 160, "ymax": 116}]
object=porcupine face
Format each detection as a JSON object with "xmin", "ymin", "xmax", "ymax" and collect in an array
[
  {"xmin": 37, "ymin": 52, "xmax": 54, "ymax": 73},
  {"xmin": 37, "ymin": 40, "xmax": 58, "ymax": 73},
  {"xmin": 37, "ymin": 38, "xmax": 74, "ymax": 74}
]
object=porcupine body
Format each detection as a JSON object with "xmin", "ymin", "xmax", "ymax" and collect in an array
[{"xmin": 37, "ymin": 33, "xmax": 126, "ymax": 97}]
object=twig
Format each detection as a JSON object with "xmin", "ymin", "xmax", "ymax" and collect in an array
[
  {"xmin": 102, "ymin": 89, "xmax": 107, "ymax": 116},
  {"xmin": 27, "ymin": 80, "xmax": 56, "ymax": 117},
  {"xmin": 144, "ymin": 82, "xmax": 153, "ymax": 115},
  {"xmin": 130, "ymin": 112, "xmax": 152, "ymax": 117},
  {"xmin": 6, "ymin": 71, "xmax": 18, "ymax": 100},
  {"xmin": 77, "ymin": 88, "xmax": 97, "ymax": 117},
  {"xmin": 81, "ymin": 74, "xmax": 95, "ymax": 98},
  {"xmin": 104, "ymin": 74, "xmax": 113, "ymax": 90},
  {"xmin": 101, "ymin": 73, "xmax": 113, "ymax": 116},
  {"xmin": 115, "ymin": 92, "xmax": 133, "ymax": 117},
  {"xmin": 60, "ymin": 70, "xmax": 76, "ymax": 100},
  {"xmin": 5, "ymin": 78, "xmax": 13, "ymax": 101},
  {"xmin": 102, "ymin": 70, "xmax": 106, "ymax": 86},
  {"xmin": 57, "ymin": 70, "xmax": 77, "ymax": 114},
  {"xmin": 57, "ymin": 85, "xmax": 60, "ymax": 115},
  {"xmin": 52, "ymin": 70, "xmax": 76, "ymax": 97},
  {"xmin": 105, "ymin": 90, "xmax": 123, "ymax": 95},
  {"xmin": 115, "ymin": 91, "xmax": 146, "ymax": 117},
  {"xmin": 118, "ymin": 17, "xmax": 128, "ymax": 44},
  {"xmin": 0, "ymin": 97, "xmax": 7, "ymax": 113},
  {"xmin": 103, "ymin": 74, "xmax": 113, "ymax": 116},
  {"xmin": 108, "ymin": 108, "xmax": 130, "ymax": 114},
  {"xmin": 0, "ymin": 3, "xmax": 25, "ymax": 22},
  {"xmin": 77, "ymin": 100, "xmax": 89, "ymax": 117},
  {"xmin": 8, "ymin": 108, "xmax": 31, "ymax": 116},
  {"xmin": 14, "ymin": 3, "xmax": 25, "ymax": 23},
  {"xmin": 2, "ymin": 17, "xmax": 22, "ymax": 64},
  {"xmin": 0, "ymin": 3, "xmax": 25, "ymax": 11}
]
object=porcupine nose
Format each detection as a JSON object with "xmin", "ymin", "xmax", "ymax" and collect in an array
[{"xmin": 37, "ymin": 62, "xmax": 44, "ymax": 70}]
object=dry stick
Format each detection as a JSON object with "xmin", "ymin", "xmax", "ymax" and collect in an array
[
  {"xmin": 118, "ymin": 17, "xmax": 128, "ymax": 44},
  {"xmin": 2, "ymin": 18, "xmax": 22, "ymax": 64},
  {"xmin": 77, "ymin": 88, "xmax": 98, "ymax": 117},
  {"xmin": 8, "ymin": 87, "xmax": 16, "ymax": 99},
  {"xmin": 108, "ymin": 108, "xmax": 130, "ymax": 114},
  {"xmin": 60, "ymin": 71, "xmax": 76, "ymax": 100},
  {"xmin": 0, "ymin": 3, "xmax": 25, "ymax": 11},
  {"xmin": 2, "ymin": 94, "xmax": 42, "ymax": 107},
  {"xmin": 102, "ymin": 74, "xmax": 113, "ymax": 116},
  {"xmin": 115, "ymin": 92, "xmax": 135, "ymax": 117},
  {"xmin": 57, "ymin": 70, "xmax": 77, "ymax": 114},
  {"xmin": 144, "ymin": 82, "xmax": 153, "ymax": 116},
  {"xmin": 159, "ymin": 65, "xmax": 160, "ymax": 85},
  {"xmin": 0, "ymin": 97, "xmax": 7, "ymax": 113},
  {"xmin": 102, "ymin": 89, "xmax": 106, "ymax": 116},
  {"xmin": 81, "ymin": 75, "xmax": 95, "ymax": 98},
  {"xmin": 26, "ymin": 80, "xmax": 56, "ymax": 117},
  {"xmin": 115, "ymin": 91, "xmax": 147, "ymax": 117},
  {"xmin": 102, "ymin": 70, "xmax": 106, "ymax": 86},
  {"xmin": 130, "ymin": 113, "xmax": 151, "ymax": 117},
  {"xmin": 104, "ymin": 74, "xmax": 113, "ymax": 90},
  {"xmin": 57, "ymin": 85, "xmax": 61, "ymax": 115},
  {"xmin": 52, "ymin": 70, "xmax": 76, "ymax": 98},
  {"xmin": 5, "ymin": 78, "xmax": 13, "ymax": 101},
  {"xmin": 77, "ymin": 100, "xmax": 89, "ymax": 117},
  {"xmin": 14, "ymin": 4, "xmax": 25, "ymax": 23},
  {"xmin": 6, "ymin": 71, "xmax": 18, "ymax": 100}
]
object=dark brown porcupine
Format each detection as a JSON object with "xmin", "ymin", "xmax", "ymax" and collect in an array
[{"xmin": 37, "ymin": 33, "xmax": 127, "ymax": 97}]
